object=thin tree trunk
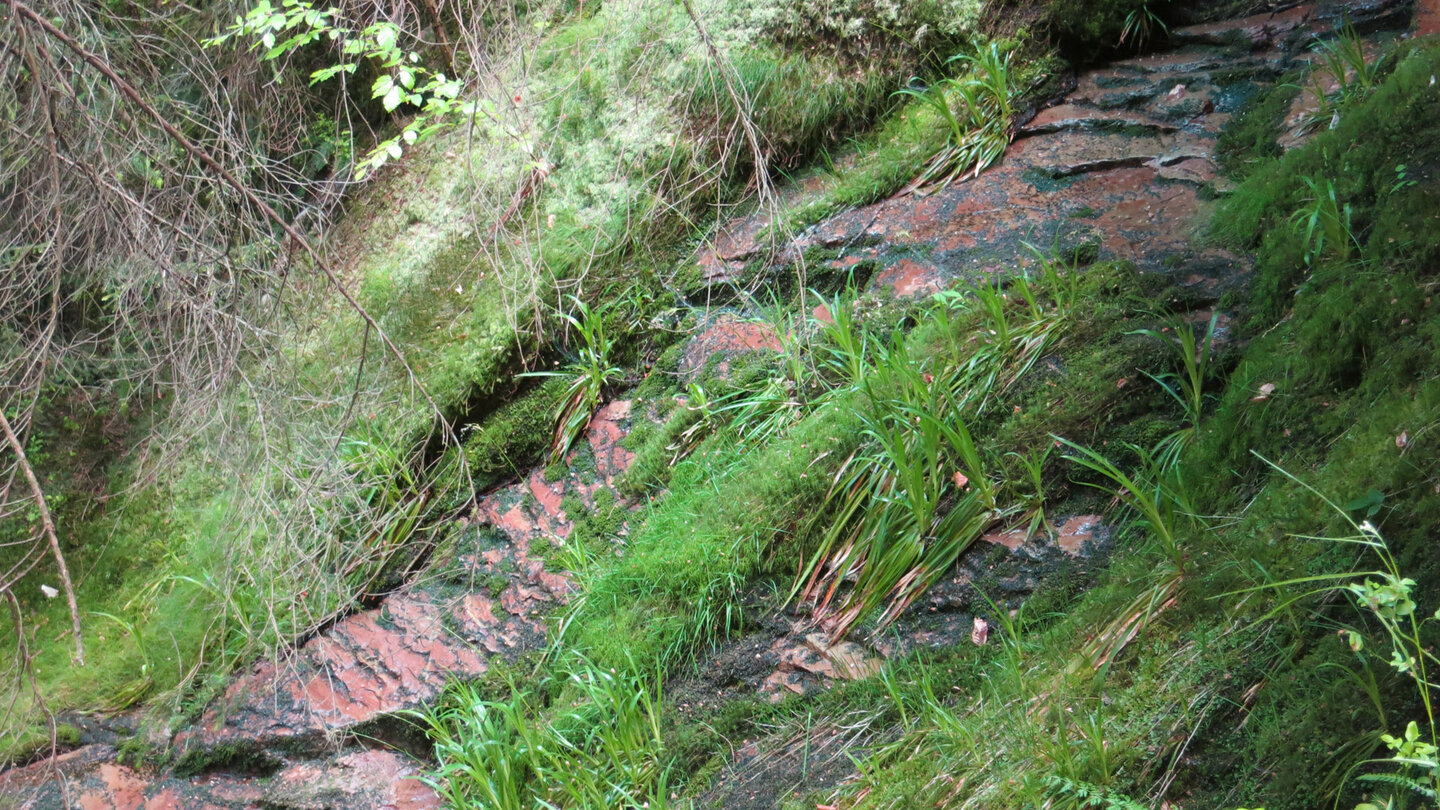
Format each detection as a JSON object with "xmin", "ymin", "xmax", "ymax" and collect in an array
[{"xmin": 0, "ymin": 410, "xmax": 83, "ymax": 665}]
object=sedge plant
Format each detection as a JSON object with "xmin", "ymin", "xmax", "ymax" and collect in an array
[
  {"xmin": 1292, "ymin": 175, "xmax": 1358, "ymax": 266},
  {"xmin": 1056, "ymin": 438, "xmax": 1201, "ymax": 670},
  {"xmin": 521, "ymin": 296, "xmax": 625, "ymax": 468},
  {"xmin": 895, "ymin": 42, "xmax": 1017, "ymax": 189},
  {"xmin": 1294, "ymin": 23, "xmax": 1386, "ymax": 135},
  {"xmin": 1119, "ymin": 1, "xmax": 1169, "ymax": 48},
  {"xmin": 411, "ymin": 654, "xmax": 670, "ymax": 810},
  {"xmin": 1129, "ymin": 313, "xmax": 1217, "ymax": 471}
]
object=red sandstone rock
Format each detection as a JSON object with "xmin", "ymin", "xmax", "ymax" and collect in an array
[
  {"xmin": 1418, "ymin": 0, "xmax": 1440, "ymax": 34},
  {"xmin": 680, "ymin": 315, "xmax": 783, "ymax": 382},
  {"xmin": 1055, "ymin": 515, "xmax": 1105, "ymax": 555},
  {"xmin": 1173, "ymin": 4, "xmax": 1314, "ymax": 46},
  {"xmin": 2, "ymin": 742, "xmax": 436, "ymax": 810}
]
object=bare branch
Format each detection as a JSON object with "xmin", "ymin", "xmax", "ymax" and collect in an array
[{"xmin": 0, "ymin": 409, "xmax": 82, "ymax": 665}]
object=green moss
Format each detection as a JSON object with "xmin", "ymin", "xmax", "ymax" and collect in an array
[
  {"xmin": 172, "ymin": 740, "xmax": 281, "ymax": 778},
  {"xmin": 561, "ymin": 488, "xmax": 628, "ymax": 559},
  {"xmin": 0, "ymin": 724, "xmax": 83, "ymax": 768},
  {"xmin": 682, "ymin": 47, "xmax": 904, "ymax": 172},
  {"xmin": 461, "ymin": 377, "xmax": 571, "ymax": 488},
  {"xmin": 1215, "ymin": 78, "xmax": 1300, "ymax": 179},
  {"xmin": 1022, "ymin": 165, "xmax": 1080, "ymax": 191},
  {"xmin": 758, "ymin": 0, "xmax": 983, "ymax": 67},
  {"xmin": 568, "ymin": 397, "xmax": 863, "ymax": 671},
  {"xmin": 620, "ymin": 348, "xmax": 786, "ymax": 496},
  {"xmin": 1214, "ymin": 42, "xmax": 1440, "ymax": 328}
]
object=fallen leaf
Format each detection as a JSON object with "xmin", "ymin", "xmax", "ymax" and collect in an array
[
  {"xmin": 1117, "ymin": 378, "xmax": 1128, "ymax": 389},
  {"xmin": 971, "ymin": 616, "xmax": 989, "ymax": 646},
  {"xmin": 1167, "ymin": 83, "xmax": 1187, "ymax": 100},
  {"xmin": 1252, "ymin": 382, "xmax": 1276, "ymax": 402},
  {"xmin": 40, "ymin": 584, "xmax": 58, "ymax": 599},
  {"xmin": 1396, "ymin": 431, "xmax": 1410, "ymax": 449},
  {"xmin": 953, "ymin": 472, "xmax": 969, "ymax": 489}
]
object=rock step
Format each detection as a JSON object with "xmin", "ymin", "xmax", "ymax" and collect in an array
[
  {"xmin": 1019, "ymin": 104, "xmax": 1182, "ymax": 136},
  {"xmin": 1015, "ymin": 129, "xmax": 1216, "ymax": 179},
  {"xmin": 691, "ymin": 3, "xmax": 1339, "ymax": 300},
  {"xmin": 170, "ymin": 399, "xmax": 638, "ymax": 762},
  {"xmin": 0, "ymin": 744, "xmax": 440, "ymax": 810}
]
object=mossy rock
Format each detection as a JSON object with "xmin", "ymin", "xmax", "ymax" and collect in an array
[{"xmin": 460, "ymin": 377, "xmax": 572, "ymax": 489}]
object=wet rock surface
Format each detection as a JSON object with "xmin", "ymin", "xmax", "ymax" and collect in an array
[
  {"xmin": 0, "ymin": 744, "xmax": 438, "ymax": 810},
  {"xmin": 691, "ymin": 0, "xmax": 1415, "ymax": 308}
]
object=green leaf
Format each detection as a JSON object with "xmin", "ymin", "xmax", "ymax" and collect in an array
[
  {"xmin": 382, "ymin": 85, "xmax": 403, "ymax": 111},
  {"xmin": 373, "ymin": 24, "xmax": 397, "ymax": 51},
  {"xmin": 1345, "ymin": 488, "xmax": 1385, "ymax": 518},
  {"xmin": 310, "ymin": 64, "xmax": 347, "ymax": 84}
]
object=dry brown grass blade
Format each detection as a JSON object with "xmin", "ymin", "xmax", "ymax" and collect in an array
[{"xmin": 1082, "ymin": 573, "xmax": 1183, "ymax": 671}]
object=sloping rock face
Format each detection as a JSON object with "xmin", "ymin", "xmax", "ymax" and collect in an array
[
  {"xmin": 0, "ymin": 744, "xmax": 438, "ymax": 810},
  {"xmin": 2, "ymin": 404, "xmax": 638, "ymax": 809},
  {"xmin": 3, "ymin": 0, "xmax": 1424, "ymax": 806},
  {"xmin": 694, "ymin": 0, "xmax": 1413, "ymax": 305},
  {"xmin": 166, "ymin": 408, "xmax": 640, "ymax": 762}
]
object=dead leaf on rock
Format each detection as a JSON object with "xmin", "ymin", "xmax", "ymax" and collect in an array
[{"xmin": 971, "ymin": 616, "xmax": 989, "ymax": 646}]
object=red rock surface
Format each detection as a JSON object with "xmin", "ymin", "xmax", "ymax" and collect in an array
[
  {"xmin": 1172, "ymin": 4, "xmax": 1316, "ymax": 46},
  {"xmin": 688, "ymin": 3, "xmax": 1427, "ymax": 305},
  {"xmin": 0, "ymin": 744, "xmax": 438, "ymax": 810},
  {"xmin": 680, "ymin": 315, "xmax": 783, "ymax": 382},
  {"xmin": 1419, "ymin": 0, "xmax": 1440, "ymax": 35},
  {"xmin": 1055, "ymin": 514, "xmax": 1106, "ymax": 555}
]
